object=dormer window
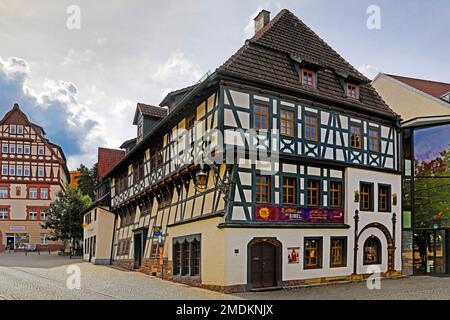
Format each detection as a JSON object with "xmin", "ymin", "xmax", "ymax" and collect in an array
[
  {"xmin": 346, "ymin": 83, "xmax": 359, "ymax": 99},
  {"xmin": 302, "ymin": 69, "xmax": 316, "ymax": 88}
]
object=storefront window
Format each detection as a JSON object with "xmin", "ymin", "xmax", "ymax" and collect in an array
[
  {"xmin": 304, "ymin": 237, "xmax": 322, "ymax": 269},
  {"xmin": 363, "ymin": 236, "xmax": 381, "ymax": 265},
  {"xmin": 330, "ymin": 237, "xmax": 347, "ymax": 267},
  {"xmin": 413, "ymin": 123, "xmax": 450, "ymax": 228}
]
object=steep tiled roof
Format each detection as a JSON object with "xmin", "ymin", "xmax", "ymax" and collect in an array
[
  {"xmin": 137, "ymin": 103, "xmax": 168, "ymax": 118},
  {"xmin": 387, "ymin": 74, "xmax": 450, "ymax": 102},
  {"xmin": 219, "ymin": 9, "xmax": 396, "ymax": 117},
  {"xmin": 98, "ymin": 147, "xmax": 125, "ymax": 179}
]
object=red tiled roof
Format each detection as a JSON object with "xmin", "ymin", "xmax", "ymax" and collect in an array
[
  {"xmin": 137, "ymin": 103, "xmax": 167, "ymax": 118},
  {"xmin": 387, "ymin": 74, "xmax": 450, "ymax": 101},
  {"xmin": 98, "ymin": 147, "xmax": 125, "ymax": 179},
  {"xmin": 219, "ymin": 9, "xmax": 396, "ymax": 117}
]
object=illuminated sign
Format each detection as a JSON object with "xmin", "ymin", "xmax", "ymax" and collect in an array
[{"xmin": 255, "ymin": 205, "xmax": 344, "ymax": 223}]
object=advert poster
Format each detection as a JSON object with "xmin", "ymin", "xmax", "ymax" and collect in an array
[
  {"xmin": 288, "ymin": 247, "xmax": 300, "ymax": 264},
  {"xmin": 255, "ymin": 205, "xmax": 344, "ymax": 223}
]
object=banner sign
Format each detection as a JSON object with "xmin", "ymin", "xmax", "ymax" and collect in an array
[{"xmin": 255, "ymin": 205, "xmax": 344, "ymax": 223}]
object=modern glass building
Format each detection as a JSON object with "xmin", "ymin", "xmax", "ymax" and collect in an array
[
  {"xmin": 373, "ymin": 73, "xmax": 450, "ymax": 275},
  {"xmin": 402, "ymin": 121, "xmax": 450, "ymax": 274}
]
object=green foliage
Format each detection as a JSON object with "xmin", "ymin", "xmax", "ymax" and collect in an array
[
  {"xmin": 42, "ymin": 186, "xmax": 92, "ymax": 242},
  {"xmin": 77, "ymin": 163, "xmax": 98, "ymax": 201},
  {"xmin": 414, "ymin": 146, "xmax": 450, "ymax": 228}
]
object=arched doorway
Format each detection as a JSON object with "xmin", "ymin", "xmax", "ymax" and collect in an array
[
  {"xmin": 248, "ymin": 238, "xmax": 282, "ymax": 289},
  {"xmin": 355, "ymin": 222, "xmax": 395, "ymax": 273}
]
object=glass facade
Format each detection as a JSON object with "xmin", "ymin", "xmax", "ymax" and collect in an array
[
  {"xmin": 403, "ymin": 122, "xmax": 450, "ymax": 275},
  {"xmin": 413, "ymin": 123, "xmax": 450, "ymax": 229}
]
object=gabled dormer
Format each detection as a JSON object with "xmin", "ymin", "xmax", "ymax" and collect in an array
[{"xmin": 132, "ymin": 103, "xmax": 167, "ymax": 142}]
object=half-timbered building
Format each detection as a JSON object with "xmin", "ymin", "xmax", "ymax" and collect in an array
[
  {"xmin": 103, "ymin": 9, "xmax": 402, "ymax": 292},
  {"xmin": 0, "ymin": 104, "xmax": 69, "ymax": 251}
]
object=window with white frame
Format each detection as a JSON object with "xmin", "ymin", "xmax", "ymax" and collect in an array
[
  {"xmin": 10, "ymin": 125, "xmax": 16, "ymax": 134},
  {"xmin": 24, "ymin": 145, "xmax": 30, "ymax": 155},
  {"xmin": 38, "ymin": 166, "xmax": 45, "ymax": 177},
  {"xmin": 38, "ymin": 146, "xmax": 45, "ymax": 155},
  {"xmin": 40, "ymin": 187, "xmax": 49, "ymax": 199},
  {"xmin": 24, "ymin": 165, "xmax": 30, "ymax": 177},
  {"xmin": 29, "ymin": 208, "xmax": 38, "ymax": 220},
  {"xmin": 2, "ymin": 144, "xmax": 8, "ymax": 153},
  {"xmin": 17, "ymin": 165, "xmax": 23, "ymax": 177},
  {"xmin": 2, "ymin": 165, "xmax": 8, "ymax": 176},
  {"xmin": 40, "ymin": 233, "xmax": 48, "ymax": 244},
  {"xmin": 9, "ymin": 144, "xmax": 15, "ymax": 154},
  {"xmin": 9, "ymin": 165, "xmax": 15, "ymax": 176},
  {"xmin": 0, "ymin": 186, "xmax": 8, "ymax": 198},
  {"xmin": 17, "ymin": 125, "xmax": 24, "ymax": 134},
  {"xmin": 29, "ymin": 187, "xmax": 38, "ymax": 199},
  {"xmin": 40, "ymin": 209, "xmax": 48, "ymax": 221},
  {"xmin": 0, "ymin": 207, "xmax": 8, "ymax": 220},
  {"xmin": 17, "ymin": 144, "xmax": 23, "ymax": 154}
]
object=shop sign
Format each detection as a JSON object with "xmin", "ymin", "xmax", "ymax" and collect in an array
[
  {"xmin": 153, "ymin": 226, "xmax": 162, "ymax": 236},
  {"xmin": 255, "ymin": 205, "xmax": 344, "ymax": 223},
  {"xmin": 9, "ymin": 226, "xmax": 26, "ymax": 231}
]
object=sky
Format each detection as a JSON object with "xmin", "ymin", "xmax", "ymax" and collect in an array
[{"xmin": 0, "ymin": 0, "xmax": 449, "ymax": 170}]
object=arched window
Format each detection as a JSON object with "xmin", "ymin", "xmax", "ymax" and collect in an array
[{"xmin": 363, "ymin": 236, "xmax": 381, "ymax": 265}]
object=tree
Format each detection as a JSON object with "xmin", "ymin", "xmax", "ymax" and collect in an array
[
  {"xmin": 77, "ymin": 163, "xmax": 98, "ymax": 201},
  {"xmin": 42, "ymin": 186, "xmax": 92, "ymax": 251}
]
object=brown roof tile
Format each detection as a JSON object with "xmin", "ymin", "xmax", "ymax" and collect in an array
[
  {"xmin": 219, "ymin": 9, "xmax": 396, "ymax": 118},
  {"xmin": 98, "ymin": 147, "xmax": 125, "ymax": 179},
  {"xmin": 137, "ymin": 103, "xmax": 168, "ymax": 118}
]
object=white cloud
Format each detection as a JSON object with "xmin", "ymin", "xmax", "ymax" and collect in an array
[
  {"xmin": 358, "ymin": 64, "xmax": 380, "ymax": 80},
  {"xmin": 153, "ymin": 52, "xmax": 203, "ymax": 83},
  {"xmin": 0, "ymin": 56, "xmax": 104, "ymax": 170},
  {"xmin": 60, "ymin": 49, "xmax": 96, "ymax": 66}
]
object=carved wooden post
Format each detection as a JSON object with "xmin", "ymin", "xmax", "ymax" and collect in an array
[
  {"xmin": 389, "ymin": 212, "xmax": 397, "ymax": 272},
  {"xmin": 353, "ymin": 210, "xmax": 359, "ymax": 275}
]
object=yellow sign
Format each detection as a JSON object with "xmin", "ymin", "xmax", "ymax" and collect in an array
[{"xmin": 258, "ymin": 207, "xmax": 271, "ymax": 219}]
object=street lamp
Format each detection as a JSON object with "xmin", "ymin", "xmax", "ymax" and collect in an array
[
  {"xmin": 195, "ymin": 170, "xmax": 208, "ymax": 192},
  {"xmin": 194, "ymin": 163, "xmax": 233, "ymax": 203}
]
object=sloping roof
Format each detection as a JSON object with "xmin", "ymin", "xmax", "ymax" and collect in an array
[
  {"xmin": 160, "ymin": 84, "xmax": 196, "ymax": 107},
  {"xmin": 119, "ymin": 138, "xmax": 137, "ymax": 149},
  {"xmin": 97, "ymin": 147, "xmax": 125, "ymax": 179},
  {"xmin": 219, "ymin": 9, "xmax": 396, "ymax": 118},
  {"xmin": 386, "ymin": 74, "xmax": 450, "ymax": 102},
  {"xmin": 0, "ymin": 104, "xmax": 70, "ymax": 179},
  {"xmin": 132, "ymin": 103, "xmax": 168, "ymax": 125}
]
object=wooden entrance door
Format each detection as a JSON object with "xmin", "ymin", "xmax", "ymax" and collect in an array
[
  {"xmin": 134, "ymin": 233, "xmax": 142, "ymax": 268},
  {"xmin": 251, "ymin": 242, "xmax": 276, "ymax": 288}
]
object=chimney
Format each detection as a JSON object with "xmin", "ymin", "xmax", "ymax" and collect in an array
[{"xmin": 254, "ymin": 10, "xmax": 270, "ymax": 34}]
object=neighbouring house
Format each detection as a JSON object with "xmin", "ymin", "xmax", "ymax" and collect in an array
[
  {"xmin": 82, "ymin": 147, "xmax": 125, "ymax": 264},
  {"xmin": 0, "ymin": 104, "xmax": 69, "ymax": 252},
  {"xmin": 98, "ymin": 9, "xmax": 402, "ymax": 293},
  {"xmin": 373, "ymin": 74, "xmax": 450, "ymax": 276}
]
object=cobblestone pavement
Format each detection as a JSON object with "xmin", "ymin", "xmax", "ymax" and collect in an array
[
  {"xmin": 0, "ymin": 252, "xmax": 238, "ymax": 300},
  {"xmin": 236, "ymin": 276, "xmax": 450, "ymax": 300},
  {"xmin": 2, "ymin": 252, "xmax": 450, "ymax": 300}
]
